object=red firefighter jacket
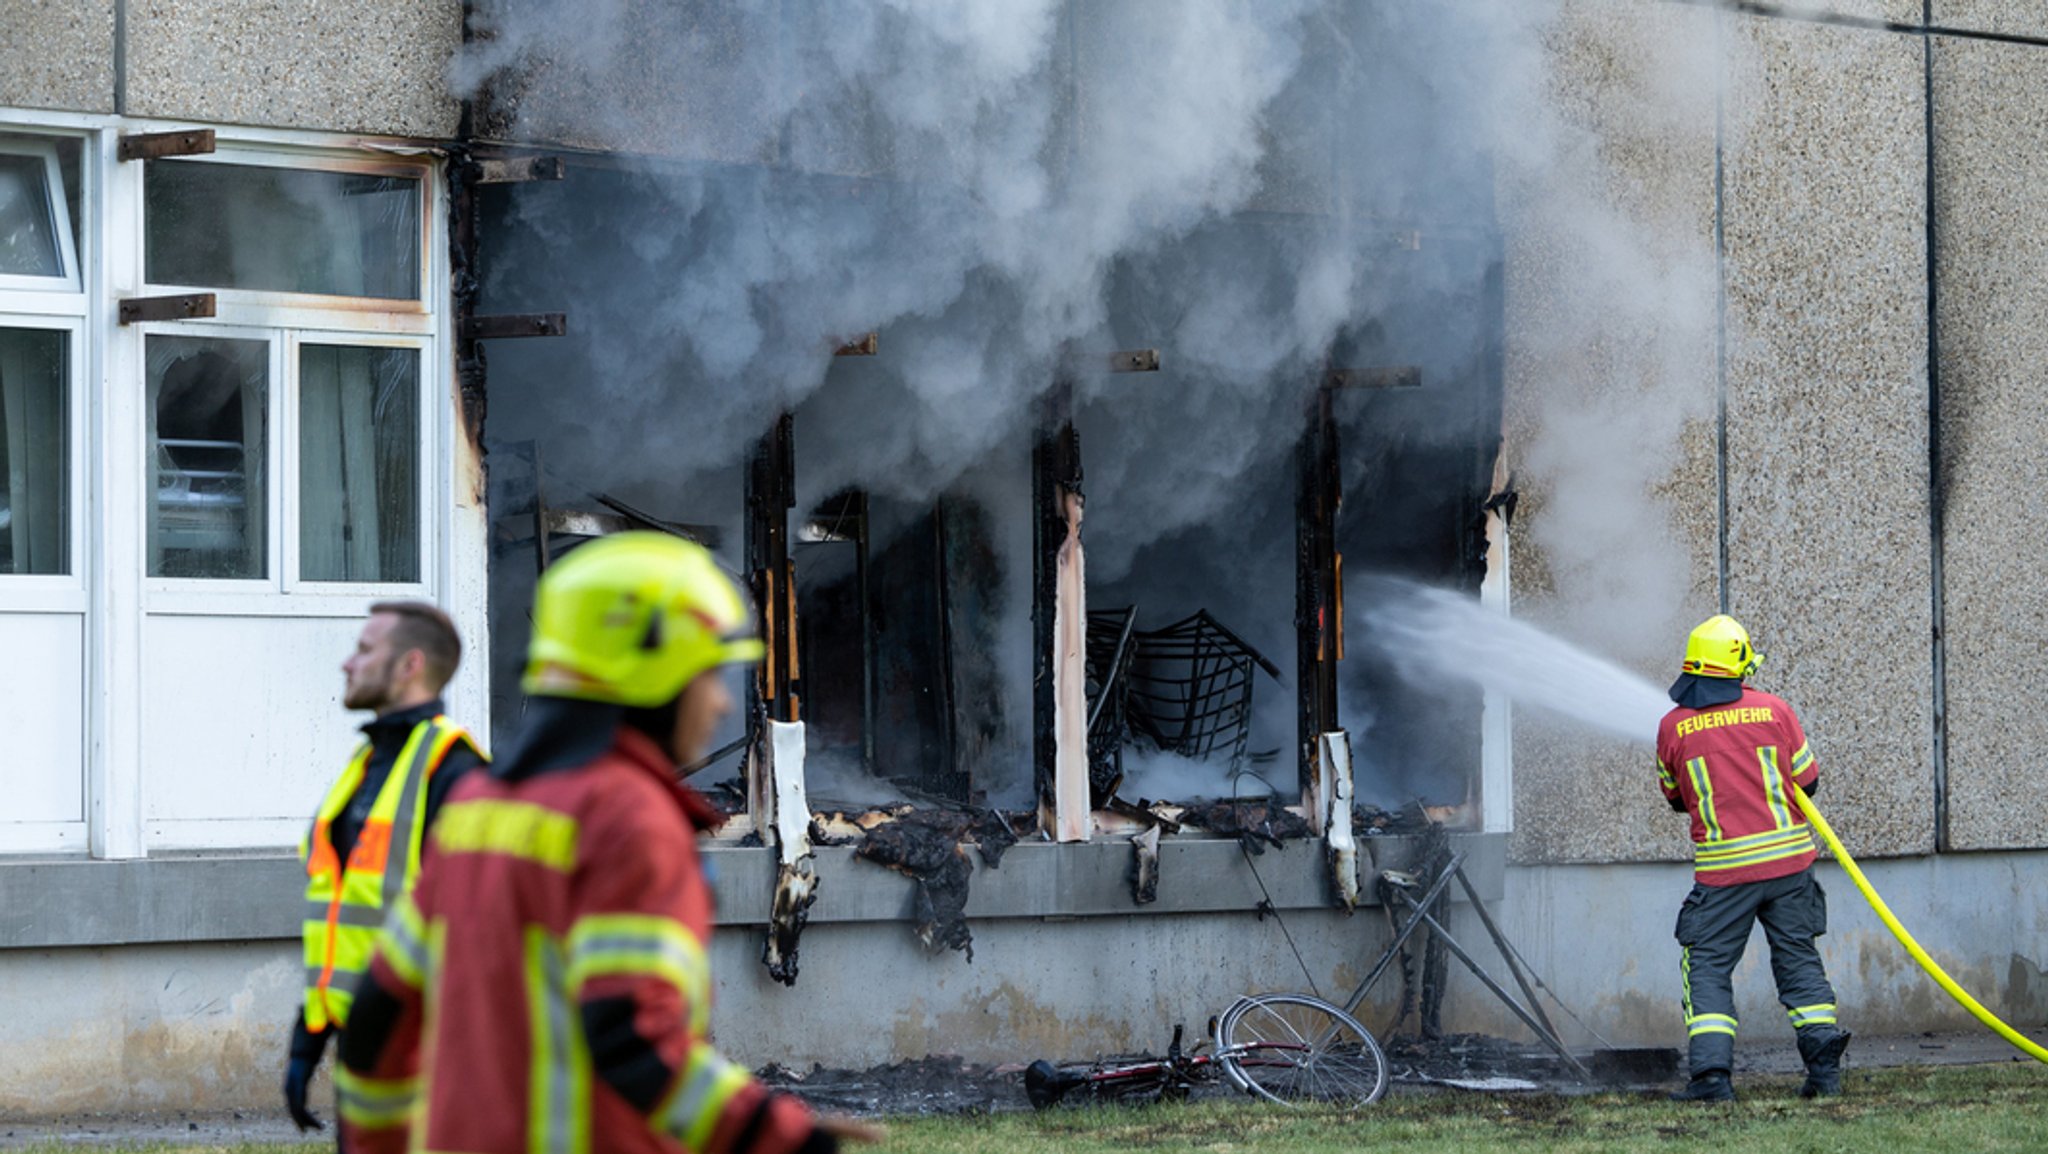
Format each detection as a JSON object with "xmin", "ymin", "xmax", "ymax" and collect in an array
[
  {"xmin": 1656, "ymin": 686, "xmax": 1820, "ymax": 887},
  {"xmin": 337, "ymin": 724, "xmax": 821, "ymax": 1154}
]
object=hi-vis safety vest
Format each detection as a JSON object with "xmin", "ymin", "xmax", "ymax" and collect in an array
[{"xmin": 302, "ymin": 716, "xmax": 480, "ymax": 1032}]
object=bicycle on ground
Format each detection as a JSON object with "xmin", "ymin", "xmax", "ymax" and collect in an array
[{"xmin": 1024, "ymin": 992, "xmax": 1389, "ymax": 1109}]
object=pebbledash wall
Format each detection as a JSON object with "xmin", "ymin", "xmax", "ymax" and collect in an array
[{"xmin": 5, "ymin": 0, "xmax": 2048, "ymax": 1117}]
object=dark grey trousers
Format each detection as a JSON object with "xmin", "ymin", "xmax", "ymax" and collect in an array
[{"xmin": 1674, "ymin": 867, "xmax": 1843, "ymax": 1076}]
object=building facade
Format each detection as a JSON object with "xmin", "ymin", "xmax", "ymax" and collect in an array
[{"xmin": 4, "ymin": 0, "xmax": 2048, "ymax": 1116}]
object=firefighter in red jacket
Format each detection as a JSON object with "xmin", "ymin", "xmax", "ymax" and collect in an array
[
  {"xmin": 1658, "ymin": 615, "xmax": 1850, "ymax": 1102},
  {"xmin": 338, "ymin": 533, "xmax": 875, "ymax": 1154}
]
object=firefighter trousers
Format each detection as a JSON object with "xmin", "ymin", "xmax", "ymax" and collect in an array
[{"xmin": 1674, "ymin": 867, "xmax": 1844, "ymax": 1077}]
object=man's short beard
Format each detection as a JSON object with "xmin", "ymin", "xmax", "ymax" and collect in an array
[{"xmin": 345, "ymin": 656, "xmax": 397, "ymax": 711}]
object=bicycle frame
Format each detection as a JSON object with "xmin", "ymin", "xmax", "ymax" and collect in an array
[{"xmin": 1025, "ymin": 1023, "xmax": 1323, "ymax": 1108}]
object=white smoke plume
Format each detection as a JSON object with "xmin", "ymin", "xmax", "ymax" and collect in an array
[
  {"xmin": 468, "ymin": 1, "xmax": 1545, "ymax": 493},
  {"xmin": 464, "ymin": 1, "xmax": 1725, "ymax": 795}
]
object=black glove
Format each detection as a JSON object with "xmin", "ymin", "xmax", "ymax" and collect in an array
[{"xmin": 284, "ymin": 1013, "xmax": 330, "ymax": 1132}]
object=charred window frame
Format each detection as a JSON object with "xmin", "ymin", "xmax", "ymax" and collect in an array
[
  {"xmin": 744, "ymin": 408, "xmax": 998, "ymax": 822},
  {"xmin": 1030, "ymin": 327, "xmax": 1510, "ymax": 839}
]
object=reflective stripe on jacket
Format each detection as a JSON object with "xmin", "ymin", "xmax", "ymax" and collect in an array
[
  {"xmin": 302, "ymin": 715, "xmax": 481, "ymax": 1031},
  {"xmin": 349, "ymin": 727, "xmax": 817, "ymax": 1154}
]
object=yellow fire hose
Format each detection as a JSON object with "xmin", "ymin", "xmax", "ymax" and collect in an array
[{"xmin": 1792, "ymin": 788, "xmax": 2048, "ymax": 1064}]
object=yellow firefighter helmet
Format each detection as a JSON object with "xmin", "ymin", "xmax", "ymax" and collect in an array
[
  {"xmin": 523, "ymin": 532, "xmax": 764, "ymax": 708},
  {"xmin": 1681, "ymin": 614, "xmax": 1762, "ymax": 680}
]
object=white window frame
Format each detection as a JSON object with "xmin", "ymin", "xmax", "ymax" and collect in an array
[
  {"xmin": 0, "ymin": 123, "xmax": 92, "ymax": 856},
  {"xmin": 132, "ymin": 146, "xmax": 442, "ymax": 614},
  {"xmin": 0, "ymin": 313, "xmax": 91, "ymax": 855},
  {"xmin": 0, "ymin": 136, "xmax": 82, "ymax": 295},
  {"xmin": 5, "ymin": 115, "xmax": 474, "ymax": 859},
  {"xmin": 138, "ymin": 146, "xmax": 431, "ymax": 322},
  {"xmin": 0, "ymin": 313, "xmax": 88, "ymax": 605},
  {"xmin": 120, "ymin": 138, "xmax": 449, "ymax": 851}
]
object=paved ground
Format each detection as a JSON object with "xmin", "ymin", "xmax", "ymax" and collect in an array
[
  {"xmin": 4, "ymin": 1029, "xmax": 2045, "ymax": 1147},
  {"xmin": 1737, "ymin": 1025, "xmax": 2048, "ymax": 1075}
]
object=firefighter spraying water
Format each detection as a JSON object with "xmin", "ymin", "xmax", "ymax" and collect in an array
[
  {"xmin": 1655, "ymin": 616, "xmax": 1846, "ymax": 1101},
  {"xmin": 1369, "ymin": 584, "xmax": 2048, "ymax": 1080}
]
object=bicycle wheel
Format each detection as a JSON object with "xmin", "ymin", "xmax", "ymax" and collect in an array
[{"xmin": 1215, "ymin": 993, "xmax": 1389, "ymax": 1107}]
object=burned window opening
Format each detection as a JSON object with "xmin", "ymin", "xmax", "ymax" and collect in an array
[
  {"xmin": 467, "ymin": 150, "xmax": 1513, "ymax": 995},
  {"xmin": 496, "ymin": 441, "xmax": 727, "ymax": 576},
  {"xmin": 780, "ymin": 384, "xmax": 1027, "ymax": 813},
  {"xmin": 794, "ymin": 488, "xmax": 969, "ymax": 806},
  {"xmin": 1085, "ymin": 605, "xmax": 1292, "ymax": 826},
  {"xmin": 1070, "ymin": 368, "xmax": 1302, "ymax": 822},
  {"xmin": 483, "ymin": 434, "xmax": 750, "ymax": 770},
  {"xmin": 1328, "ymin": 244, "xmax": 1506, "ymax": 822},
  {"xmin": 793, "ymin": 488, "xmax": 871, "ymax": 775}
]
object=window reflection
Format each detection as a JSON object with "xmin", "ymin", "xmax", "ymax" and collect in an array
[
  {"xmin": 0, "ymin": 328, "xmax": 68, "ymax": 574},
  {"xmin": 146, "ymin": 161, "xmax": 420, "ymax": 300},
  {"xmin": 0, "ymin": 151, "xmax": 64, "ymax": 279},
  {"xmin": 300, "ymin": 345, "xmax": 419, "ymax": 583},
  {"xmin": 148, "ymin": 336, "xmax": 269, "ymax": 579}
]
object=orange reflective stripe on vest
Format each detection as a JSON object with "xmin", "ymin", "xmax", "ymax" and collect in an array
[{"xmin": 302, "ymin": 717, "xmax": 478, "ymax": 1031}]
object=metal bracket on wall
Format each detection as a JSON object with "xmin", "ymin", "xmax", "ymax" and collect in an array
[
  {"xmin": 461, "ymin": 313, "xmax": 567, "ymax": 340},
  {"xmin": 117, "ymin": 129, "xmax": 215, "ymax": 162},
  {"xmin": 1061, "ymin": 348, "xmax": 1161, "ymax": 375},
  {"xmin": 470, "ymin": 155, "xmax": 566, "ymax": 184},
  {"xmin": 118, "ymin": 293, "xmax": 215, "ymax": 324}
]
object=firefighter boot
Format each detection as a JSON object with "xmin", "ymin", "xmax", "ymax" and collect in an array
[
  {"xmin": 1797, "ymin": 1028, "xmax": 1850, "ymax": 1099},
  {"xmin": 1668, "ymin": 1070, "xmax": 1735, "ymax": 1103}
]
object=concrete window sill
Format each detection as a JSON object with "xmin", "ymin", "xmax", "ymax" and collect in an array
[{"xmin": 0, "ymin": 832, "xmax": 1503, "ymax": 949}]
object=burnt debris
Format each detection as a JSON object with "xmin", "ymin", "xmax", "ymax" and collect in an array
[
  {"xmin": 763, "ymin": 857, "xmax": 818, "ymax": 986},
  {"xmin": 1175, "ymin": 798, "xmax": 1312, "ymax": 853},
  {"xmin": 1129, "ymin": 824, "xmax": 1162, "ymax": 905},
  {"xmin": 1381, "ymin": 826, "xmax": 1456, "ymax": 1040},
  {"xmin": 815, "ymin": 806, "xmax": 1025, "ymax": 961}
]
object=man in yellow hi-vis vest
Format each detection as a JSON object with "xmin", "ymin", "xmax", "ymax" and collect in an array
[{"xmin": 284, "ymin": 601, "xmax": 486, "ymax": 1138}]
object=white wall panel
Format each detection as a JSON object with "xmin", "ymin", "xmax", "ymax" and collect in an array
[
  {"xmin": 142, "ymin": 613, "xmax": 363, "ymax": 847},
  {"xmin": 0, "ymin": 613, "xmax": 85, "ymax": 826}
]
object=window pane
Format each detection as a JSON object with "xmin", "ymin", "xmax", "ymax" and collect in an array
[
  {"xmin": 145, "ymin": 161, "xmax": 420, "ymax": 300},
  {"xmin": 0, "ymin": 153, "xmax": 63, "ymax": 278},
  {"xmin": 300, "ymin": 345, "xmax": 420, "ymax": 583},
  {"xmin": 149, "ymin": 336, "xmax": 268, "ymax": 579},
  {"xmin": 0, "ymin": 328, "xmax": 68, "ymax": 575}
]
